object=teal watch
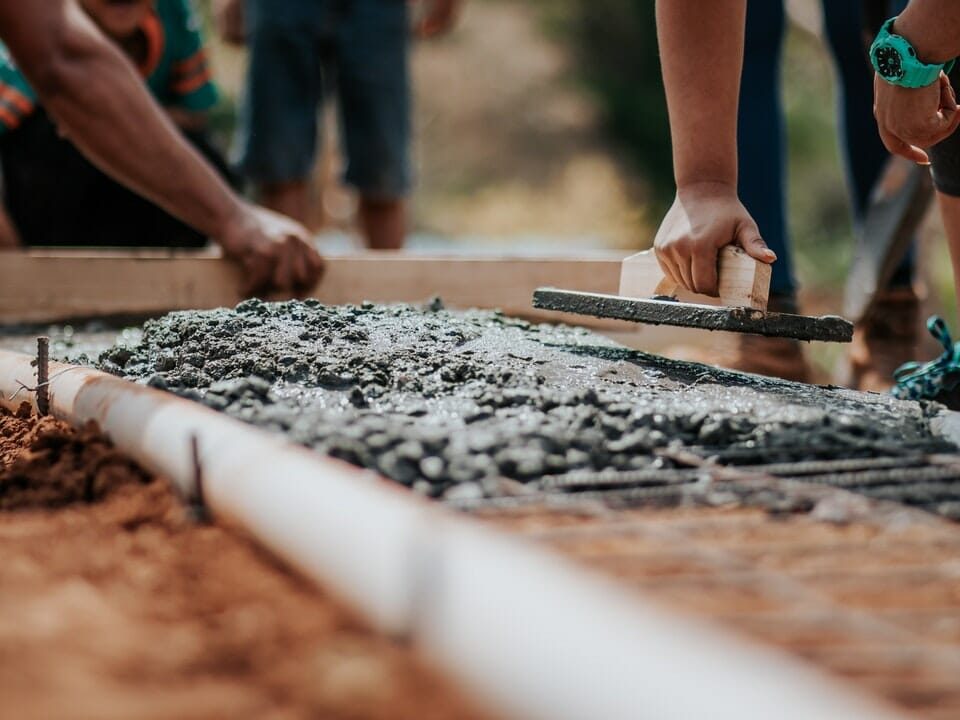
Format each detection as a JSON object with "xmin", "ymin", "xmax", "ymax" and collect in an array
[{"xmin": 870, "ymin": 17, "xmax": 955, "ymax": 89}]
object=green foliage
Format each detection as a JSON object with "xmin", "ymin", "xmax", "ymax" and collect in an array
[
  {"xmin": 781, "ymin": 26, "xmax": 853, "ymax": 291},
  {"xmin": 566, "ymin": 0, "xmax": 673, "ymax": 212}
]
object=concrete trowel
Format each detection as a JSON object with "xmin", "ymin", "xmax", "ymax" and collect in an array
[{"xmin": 533, "ymin": 245, "xmax": 854, "ymax": 343}]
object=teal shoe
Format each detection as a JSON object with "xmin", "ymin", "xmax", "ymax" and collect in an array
[{"xmin": 891, "ymin": 316, "xmax": 960, "ymax": 408}]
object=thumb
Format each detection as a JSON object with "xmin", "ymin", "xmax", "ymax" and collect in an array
[
  {"xmin": 736, "ymin": 222, "xmax": 776, "ymax": 264},
  {"xmin": 880, "ymin": 128, "xmax": 931, "ymax": 164}
]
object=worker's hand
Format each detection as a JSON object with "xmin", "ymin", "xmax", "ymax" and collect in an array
[
  {"xmin": 213, "ymin": 0, "xmax": 245, "ymax": 45},
  {"xmin": 219, "ymin": 204, "xmax": 325, "ymax": 297},
  {"xmin": 653, "ymin": 182, "xmax": 775, "ymax": 297},
  {"xmin": 874, "ymin": 71, "xmax": 960, "ymax": 164},
  {"xmin": 414, "ymin": 0, "xmax": 462, "ymax": 38}
]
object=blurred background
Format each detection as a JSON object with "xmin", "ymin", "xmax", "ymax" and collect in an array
[{"xmin": 199, "ymin": 0, "xmax": 956, "ymax": 371}]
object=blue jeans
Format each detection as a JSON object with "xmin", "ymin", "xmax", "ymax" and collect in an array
[
  {"xmin": 738, "ymin": 0, "xmax": 912, "ymax": 295},
  {"xmin": 237, "ymin": 0, "xmax": 412, "ymax": 198}
]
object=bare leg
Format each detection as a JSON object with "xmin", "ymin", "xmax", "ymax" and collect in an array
[
  {"xmin": 359, "ymin": 196, "xmax": 405, "ymax": 250},
  {"xmin": 937, "ymin": 191, "xmax": 960, "ymax": 320},
  {"xmin": 259, "ymin": 180, "xmax": 310, "ymax": 227},
  {"xmin": 0, "ymin": 204, "xmax": 22, "ymax": 248}
]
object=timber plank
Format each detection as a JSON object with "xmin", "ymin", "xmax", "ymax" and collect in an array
[{"xmin": 0, "ymin": 251, "xmax": 630, "ymax": 328}]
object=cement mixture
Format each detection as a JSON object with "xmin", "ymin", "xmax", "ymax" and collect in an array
[{"xmin": 86, "ymin": 299, "xmax": 953, "ymax": 505}]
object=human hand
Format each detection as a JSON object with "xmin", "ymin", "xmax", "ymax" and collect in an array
[
  {"xmin": 874, "ymin": 71, "xmax": 960, "ymax": 164},
  {"xmin": 213, "ymin": 0, "xmax": 245, "ymax": 45},
  {"xmin": 653, "ymin": 182, "xmax": 775, "ymax": 297},
  {"xmin": 414, "ymin": 0, "xmax": 462, "ymax": 38},
  {"xmin": 219, "ymin": 204, "xmax": 325, "ymax": 296}
]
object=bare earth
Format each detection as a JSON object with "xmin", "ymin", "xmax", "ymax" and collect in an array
[{"xmin": 0, "ymin": 407, "xmax": 488, "ymax": 720}]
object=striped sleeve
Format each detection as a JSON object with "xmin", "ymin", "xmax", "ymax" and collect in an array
[
  {"xmin": 0, "ymin": 44, "xmax": 37, "ymax": 134},
  {"xmin": 167, "ymin": 0, "xmax": 218, "ymax": 111}
]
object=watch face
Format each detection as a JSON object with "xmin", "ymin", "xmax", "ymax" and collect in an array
[{"xmin": 875, "ymin": 45, "xmax": 904, "ymax": 80}]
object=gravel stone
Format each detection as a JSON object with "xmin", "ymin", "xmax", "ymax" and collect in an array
[{"xmin": 96, "ymin": 299, "xmax": 954, "ymax": 498}]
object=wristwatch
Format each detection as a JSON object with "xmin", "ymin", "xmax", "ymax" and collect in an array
[{"xmin": 870, "ymin": 17, "xmax": 955, "ymax": 89}]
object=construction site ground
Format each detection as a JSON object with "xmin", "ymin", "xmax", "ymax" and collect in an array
[
  {"xmin": 0, "ymin": 407, "xmax": 489, "ymax": 720},
  {"xmin": 5, "ymin": 299, "xmax": 960, "ymax": 717}
]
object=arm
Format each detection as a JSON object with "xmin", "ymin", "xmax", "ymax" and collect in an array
[
  {"xmin": 873, "ymin": 3, "xmax": 960, "ymax": 163},
  {"xmin": 652, "ymin": 0, "xmax": 774, "ymax": 297},
  {"xmin": 894, "ymin": 1, "xmax": 960, "ymax": 64},
  {"xmin": 0, "ymin": 0, "xmax": 322, "ymax": 294}
]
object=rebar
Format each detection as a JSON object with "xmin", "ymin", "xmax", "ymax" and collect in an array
[{"xmin": 36, "ymin": 336, "xmax": 49, "ymax": 416}]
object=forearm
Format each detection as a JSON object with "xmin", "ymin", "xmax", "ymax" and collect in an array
[
  {"xmin": 655, "ymin": 0, "xmax": 746, "ymax": 190},
  {"xmin": 0, "ymin": 1, "xmax": 242, "ymax": 240},
  {"xmin": 894, "ymin": 1, "xmax": 960, "ymax": 65}
]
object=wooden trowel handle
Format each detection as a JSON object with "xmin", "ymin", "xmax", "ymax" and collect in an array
[
  {"xmin": 653, "ymin": 276, "xmax": 679, "ymax": 298},
  {"xmin": 619, "ymin": 245, "xmax": 772, "ymax": 311}
]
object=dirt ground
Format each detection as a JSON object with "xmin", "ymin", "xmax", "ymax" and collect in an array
[{"xmin": 0, "ymin": 407, "xmax": 488, "ymax": 720}]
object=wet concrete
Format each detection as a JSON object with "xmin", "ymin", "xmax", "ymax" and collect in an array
[
  {"xmin": 0, "ymin": 322, "xmax": 142, "ymax": 362},
  {"xmin": 83, "ymin": 299, "xmax": 951, "ymax": 500}
]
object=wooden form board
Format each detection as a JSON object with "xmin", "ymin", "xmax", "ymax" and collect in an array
[
  {"xmin": 0, "ymin": 250, "xmax": 633, "ymax": 328},
  {"xmin": 618, "ymin": 245, "xmax": 771, "ymax": 310}
]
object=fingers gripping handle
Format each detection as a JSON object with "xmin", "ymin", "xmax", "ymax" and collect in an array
[{"xmin": 619, "ymin": 245, "xmax": 771, "ymax": 311}]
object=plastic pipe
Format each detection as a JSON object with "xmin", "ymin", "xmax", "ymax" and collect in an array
[{"xmin": 0, "ymin": 348, "xmax": 907, "ymax": 720}]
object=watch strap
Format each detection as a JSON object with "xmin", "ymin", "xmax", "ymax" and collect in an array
[{"xmin": 871, "ymin": 16, "xmax": 954, "ymax": 89}]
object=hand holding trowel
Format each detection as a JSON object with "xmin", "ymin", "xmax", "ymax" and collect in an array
[{"xmin": 533, "ymin": 244, "xmax": 853, "ymax": 343}]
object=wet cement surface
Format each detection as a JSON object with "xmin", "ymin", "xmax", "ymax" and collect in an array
[{"xmin": 73, "ymin": 299, "xmax": 954, "ymax": 503}]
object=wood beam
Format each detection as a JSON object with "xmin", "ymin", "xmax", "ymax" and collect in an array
[{"xmin": 0, "ymin": 250, "xmax": 632, "ymax": 328}]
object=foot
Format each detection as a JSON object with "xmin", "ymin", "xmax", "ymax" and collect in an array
[
  {"xmin": 360, "ymin": 197, "xmax": 406, "ymax": 249},
  {"xmin": 891, "ymin": 316, "xmax": 960, "ymax": 410},
  {"xmin": 722, "ymin": 334, "xmax": 813, "ymax": 383},
  {"xmin": 838, "ymin": 286, "xmax": 919, "ymax": 392},
  {"xmin": 718, "ymin": 294, "xmax": 813, "ymax": 383}
]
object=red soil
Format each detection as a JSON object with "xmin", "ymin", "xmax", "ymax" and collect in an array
[{"xmin": 0, "ymin": 407, "xmax": 488, "ymax": 720}]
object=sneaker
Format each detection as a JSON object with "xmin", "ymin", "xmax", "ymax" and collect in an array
[
  {"xmin": 839, "ymin": 286, "xmax": 919, "ymax": 392},
  {"xmin": 719, "ymin": 294, "xmax": 813, "ymax": 383},
  {"xmin": 891, "ymin": 316, "xmax": 960, "ymax": 409}
]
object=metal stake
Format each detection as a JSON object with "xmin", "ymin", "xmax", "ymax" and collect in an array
[
  {"xmin": 36, "ymin": 336, "xmax": 49, "ymax": 416},
  {"xmin": 189, "ymin": 434, "xmax": 209, "ymax": 523}
]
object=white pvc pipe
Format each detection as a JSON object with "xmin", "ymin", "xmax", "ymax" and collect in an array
[{"xmin": 0, "ymin": 349, "xmax": 906, "ymax": 720}]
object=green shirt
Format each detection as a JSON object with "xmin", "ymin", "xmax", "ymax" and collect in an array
[{"xmin": 0, "ymin": 0, "xmax": 217, "ymax": 134}]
